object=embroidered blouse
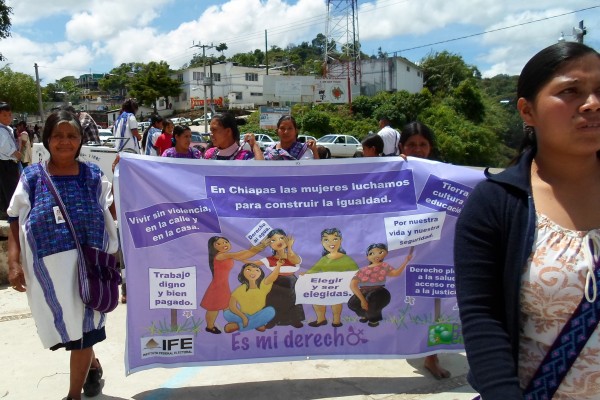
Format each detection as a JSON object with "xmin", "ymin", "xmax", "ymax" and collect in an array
[{"xmin": 518, "ymin": 213, "xmax": 600, "ymax": 399}]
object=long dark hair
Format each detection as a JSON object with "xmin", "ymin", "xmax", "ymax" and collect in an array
[
  {"xmin": 171, "ymin": 125, "xmax": 187, "ymax": 147},
  {"xmin": 267, "ymin": 228, "xmax": 287, "ymax": 255},
  {"xmin": 237, "ymin": 263, "xmax": 266, "ymax": 291},
  {"xmin": 276, "ymin": 115, "xmax": 299, "ymax": 139},
  {"xmin": 400, "ymin": 121, "xmax": 438, "ymax": 160},
  {"xmin": 361, "ymin": 135, "xmax": 384, "ymax": 156},
  {"xmin": 207, "ymin": 236, "xmax": 228, "ymax": 277},
  {"xmin": 121, "ymin": 98, "xmax": 138, "ymax": 114},
  {"xmin": 513, "ymin": 41, "xmax": 600, "ymax": 164},
  {"xmin": 320, "ymin": 228, "xmax": 346, "ymax": 256},
  {"xmin": 141, "ymin": 114, "xmax": 163, "ymax": 149},
  {"xmin": 211, "ymin": 113, "xmax": 240, "ymax": 143},
  {"xmin": 42, "ymin": 110, "xmax": 84, "ymax": 159}
]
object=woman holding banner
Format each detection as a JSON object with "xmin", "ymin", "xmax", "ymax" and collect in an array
[
  {"xmin": 203, "ymin": 113, "xmax": 264, "ymax": 160},
  {"xmin": 455, "ymin": 42, "xmax": 600, "ymax": 399},
  {"xmin": 263, "ymin": 116, "xmax": 319, "ymax": 160},
  {"xmin": 400, "ymin": 121, "xmax": 450, "ymax": 380}
]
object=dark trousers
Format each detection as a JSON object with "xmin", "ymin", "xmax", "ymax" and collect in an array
[
  {"xmin": 0, "ymin": 159, "xmax": 19, "ymax": 218},
  {"xmin": 348, "ymin": 286, "xmax": 391, "ymax": 323}
]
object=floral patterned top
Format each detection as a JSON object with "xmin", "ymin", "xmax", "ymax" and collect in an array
[
  {"xmin": 161, "ymin": 147, "xmax": 201, "ymax": 159},
  {"xmin": 518, "ymin": 213, "xmax": 600, "ymax": 399},
  {"xmin": 354, "ymin": 262, "xmax": 393, "ymax": 287}
]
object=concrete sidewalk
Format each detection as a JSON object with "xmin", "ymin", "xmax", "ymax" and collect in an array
[{"xmin": 0, "ymin": 284, "xmax": 476, "ymax": 400}]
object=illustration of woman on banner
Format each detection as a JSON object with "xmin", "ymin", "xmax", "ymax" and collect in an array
[
  {"xmin": 200, "ymin": 236, "xmax": 269, "ymax": 334},
  {"xmin": 223, "ymin": 261, "xmax": 283, "ymax": 333},
  {"xmin": 348, "ymin": 244, "xmax": 413, "ymax": 327},
  {"xmin": 304, "ymin": 228, "xmax": 359, "ymax": 327},
  {"xmin": 250, "ymin": 228, "xmax": 305, "ymax": 328}
]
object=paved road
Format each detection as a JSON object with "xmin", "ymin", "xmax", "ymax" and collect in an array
[{"xmin": 0, "ymin": 285, "xmax": 476, "ymax": 400}]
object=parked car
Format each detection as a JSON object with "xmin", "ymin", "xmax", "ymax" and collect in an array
[
  {"xmin": 240, "ymin": 133, "xmax": 276, "ymax": 151},
  {"xmin": 316, "ymin": 134, "xmax": 362, "ymax": 158},
  {"xmin": 138, "ymin": 121, "xmax": 151, "ymax": 131},
  {"xmin": 191, "ymin": 132, "xmax": 211, "ymax": 154},
  {"xmin": 192, "ymin": 113, "xmax": 212, "ymax": 125},
  {"xmin": 98, "ymin": 128, "xmax": 113, "ymax": 145},
  {"xmin": 297, "ymin": 135, "xmax": 317, "ymax": 144},
  {"xmin": 170, "ymin": 117, "xmax": 192, "ymax": 126}
]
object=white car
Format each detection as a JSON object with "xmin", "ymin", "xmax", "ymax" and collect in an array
[
  {"xmin": 192, "ymin": 113, "xmax": 213, "ymax": 125},
  {"xmin": 240, "ymin": 133, "xmax": 276, "ymax": 151},
  {"xmin": 98, "ymin": 128, "xmax": 113, "ymax": 145},
  {"xmin": 137, "ymin": 121, "xmax": 151, "ymax": 131},
  {"xmin": 170, "ymin": 117, "xmax": 192, "ymax": 126},
  {"xmin": 297, "ymin": 135, "xmax": 317, "ymax": 144},
  {"xmin": 316, "ymin": 134, "xmax": 362, "ymax": 158}
]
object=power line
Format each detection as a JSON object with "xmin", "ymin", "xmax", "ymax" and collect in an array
[
  {"xmin": 36, "ymin": 3, "xmax": 600, "ymax": 79},
  {"xmin": 390, "ymin": 5, "xmax": 600, "ymax": 54}
]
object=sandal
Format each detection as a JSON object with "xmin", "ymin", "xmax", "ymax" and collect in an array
[{"xmin": 83, "ymin": 358, "xmax": 103, "ymax": 397}]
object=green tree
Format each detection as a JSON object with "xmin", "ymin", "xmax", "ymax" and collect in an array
[
  {"xmin": 421, "ymin": 104, "xmax": 504, "ymax": 166},
  {"xmin": 230, "ymin": 52, "xmax": 258, "ymax": 67},
  {"xmin": 449, "ymin": 79, "xmax": 485, "ymax": 123},
  {"xmin": 0, "ymin": 0, "xmax": 11, "ymax": 61},
  {"xmin": 421, "ymin": 51, "xmax": 480, "ymax": 96},
  {"xmin": 253, "ymin": 49, "xmax": 265, "ymax": 65},
  {"xmin": 350, "ymin": 95, "xmax": 376, "ymax": 119},
  {"xmin": 128, "ymin": 61, "xmax": 181, "ymax": 112},
  {"xmin": 0, "ymin": 66, "xmax": 38, "ymax": 113},
  {"xmin": 300, "ymin": 110, "xmax": 331, "ymax": 136},
  {"xmin": 311, "ymin": 33, "xmax": 327, "ymax": 56},
  {"xmin": 98, "ymin": 63, "xmax": 143, "ymax": 99},
  {"xmin": 215, "ymin": 43, "xmax": 228, "ymax": 58}
]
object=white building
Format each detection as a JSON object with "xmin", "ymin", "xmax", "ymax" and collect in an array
[
  {"xmin": 171, "ymin": 62, "xmax": 283, "ymax": 112},
  {"xmin": 360, "ymin": 56, "xmax": 424, "ymax": 96},
  {"xmin": 171, "ymin": 57, "xmax": 423, "ymax": 111}
]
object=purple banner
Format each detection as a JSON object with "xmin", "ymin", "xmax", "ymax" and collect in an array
[
  {"xmin": 417, "ymin": 175, "xmax": 472, "ymax": 218},
  {"xmin": 124, "ymin": 199, "xmax": 220, "ymax": 247},
  {"xmin": 405, "ymin": 264, "xmax": 456, "ymax": 298},
  {"xmin": 116, "ymin": 156, "xmax": 483, "ymax": 374},
  {"xmin": 205, "ymin": 170, "xmax": 417, "ymax": 218}
]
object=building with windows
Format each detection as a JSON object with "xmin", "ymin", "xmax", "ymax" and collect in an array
[
  {"xmin": 171, "ymin": 62, "xmax": 283, "ymax": 111},
  {"xmin": 360, "ymin": 56, "xmax": 424, "ymax": 96},
  {"xmin": 171, "ymin": 56, "xmax": 422, "ymax": 111},
  {"xmin": 75, "ymin": 73, "xmax": 106, "ymax": 101}
]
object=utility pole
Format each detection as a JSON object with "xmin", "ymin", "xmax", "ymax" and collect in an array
[
  {"xmin": 191, "ymin": 42, "xmax": 214, "ymax": 132},
  {"xmin": 265, "ymin": 30, "xmax": 269, "ymax": 75},
  {"xmin": 574, "ymin": 20, "xmax": 586, "ymax": 43},
  {"xmin": 34, "ymin": 63, "xmax": 44, "ymax": 121}
]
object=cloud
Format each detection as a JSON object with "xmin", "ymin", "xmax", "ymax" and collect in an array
[
  {"xmin": 64, "ymin": 0, "xmax": 171, "ymax": 43},
  {"xmin": 478, "ymin": 8, "xmax": 580, "ymax": 77},
  {"xmin": 93, "ymin": 0, "xmax": 327, "ymax": 70},
  {"xmin": 7, "ymin": 0, "xmax": 83, "ymax": 25},
  {"xmin": 0, "ymin": 33, "xmax": 94, "ymax": 83},
  {"xmin": 2, "ymin": 0, "xmax": 599, "ymax": 84}
]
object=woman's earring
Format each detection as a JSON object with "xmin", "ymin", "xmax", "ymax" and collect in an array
[{"xmin": 523, "ymin": 123, "xmax": 535, "ymax": 140}]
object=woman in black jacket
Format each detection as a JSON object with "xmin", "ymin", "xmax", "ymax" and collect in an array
[{"xmin": 455, "ymin": 42, "xmax": 600, "ymax": 399}]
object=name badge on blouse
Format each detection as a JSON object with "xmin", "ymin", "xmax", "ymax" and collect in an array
[{"xmin": 53, "ymin": 206, "xmax": 65, "ymax": 224}]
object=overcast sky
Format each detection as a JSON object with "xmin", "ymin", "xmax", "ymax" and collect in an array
[{"xmin": 2, "ymin": 0, "xmax": 599, "ymax": 84}]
